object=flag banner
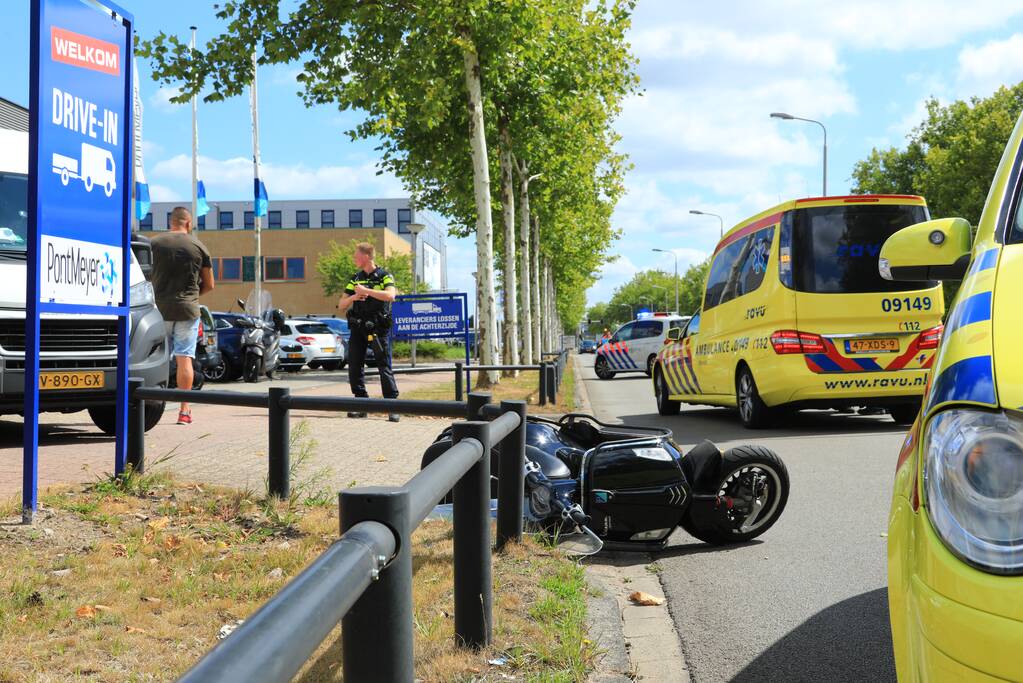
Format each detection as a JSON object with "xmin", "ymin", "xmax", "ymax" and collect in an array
[
  {"xmin": 196, "ymin": 180, "xmax": 210, "ymax": 217},
  {"xmin": 254, "ymin": 178, "xmax": 268, "ymax": 217},
  {"xmin": 132, "ymin": 57, "xmax": 149, "ymax": 221}
]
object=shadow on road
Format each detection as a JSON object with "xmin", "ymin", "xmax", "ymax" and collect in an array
[
  {"xmin": 730, "ymin": 587, "xmax": 896, "ymax": 683},
  {"xmin": 0, "ymin": 419, "xmax": 111, "ymax": 447},
  {"xmin": 614, "ymin": 406, "xmax": 908, "ymax": 444}
]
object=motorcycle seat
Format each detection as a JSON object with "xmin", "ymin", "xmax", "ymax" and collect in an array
[
  {"xmin": 526, "ymin": 445, "xmax": 572, "ymax": 480},
  {"xmin": 555, "ymin": 447, "xmax": 585, "ymax": 475}
]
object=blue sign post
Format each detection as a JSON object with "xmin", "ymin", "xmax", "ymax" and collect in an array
[
  {"xmin": 25, "ymin": 0, "xmax": 134, "ymax": 521},
  {"xmin": 392, "ymin": 293, "xmax": 470, "ymax": 374}
]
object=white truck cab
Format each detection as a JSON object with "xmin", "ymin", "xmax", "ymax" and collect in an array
[{"xmin": 0, "ymin": 122, "xmax": 168, "ymax": 433}]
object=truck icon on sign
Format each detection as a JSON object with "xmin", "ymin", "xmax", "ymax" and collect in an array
[
  {"xmin": 52, "ymin": 143, "xmax": 116, "ymax": 197},
  {"xmin": 412, "ymin": 302, "xmax": 443, "ymax": 315}
]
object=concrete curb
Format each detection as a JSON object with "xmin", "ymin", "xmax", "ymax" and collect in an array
[{"xmin": 586, "ymin": 569, "xmax": 634, "ymax": 682}]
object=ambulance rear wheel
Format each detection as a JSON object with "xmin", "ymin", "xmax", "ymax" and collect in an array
[
  {"xmin": 645, "ymin": 354, "xmax": 656, "ymax": 377},
  {"xmin": 655, "ymin": 366, "xmax": 681, "ymax": 416},
  {"xmin": 594, "ymin": 355, "xmax": 616, "ymax": 380},
  {"xmin": 736, "ymin": 365, "xmax": 771, "ymax": 429},
  {"xmin": 889, "ymin": 404, "xmax": 920, "ymax": 426}
]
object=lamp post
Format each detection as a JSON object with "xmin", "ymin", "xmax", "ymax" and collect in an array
[
  {"xmin": 689, "ymin": 209, "xmax": 724, "ymax": 239},
  {"xmin": 407, "ymin": 223, "xmax": 426, "ymax": 367},
  {"xmin": 770, "ymin": 111, "xmax": 827, "ymax": 196},
  {"xmin": 652, "ymin": 248, "xmax": 678, "ymax": 314}
]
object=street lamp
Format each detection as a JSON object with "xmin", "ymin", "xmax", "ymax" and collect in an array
[
  {"xmin": 771, "ymin": 111, "xmax": 827, "ymax": 196},
  {"xmin": 407, "ymin": 222, "xmax": 426, "ymax": 367},
  {"xmin": 689, "ymin": 209, "xmax": 724, "ymax": 239},
  {"xmin": 652, "ymin": 248, "xmax": 678, "ymax": 314}
]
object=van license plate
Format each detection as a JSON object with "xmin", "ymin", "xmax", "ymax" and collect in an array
[
  {"xmin": 846, "ymin": 338, "xmax": 899, "ymax": 354},
  {"xmin": 39, "ymin": 371, "xmax": 105, "ymax": 390},
  {"xmin": 287, "ymin": 353, "xmax": 304, "ymax": 359}
]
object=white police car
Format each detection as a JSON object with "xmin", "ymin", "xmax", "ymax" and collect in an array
[{"xmin": 595, "ymin": 313, "xmax": 690, "ymax": 379}]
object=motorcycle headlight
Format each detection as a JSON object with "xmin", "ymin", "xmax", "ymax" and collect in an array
[
  {"xmin": 924, "ymin": 409, "xmax": 1023, "ymax": 574},
  {"xmin": 528, "ymin": 482, "xmax": 553, "ymax": 518},
  {"xmin": 130, "ymin": 280, "xmax": 154, "ymax": 307}
]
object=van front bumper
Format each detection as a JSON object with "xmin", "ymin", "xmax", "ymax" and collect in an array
[
  {"xmin": 0, "ymin": 305, "xmax": 169, "ymax": 412},
  {"xmin": 889, "ymin": 496, "xmax": 1023, "ymax": 682}
]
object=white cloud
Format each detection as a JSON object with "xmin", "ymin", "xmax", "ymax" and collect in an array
[
  {"xmin": 150, "ymin": 154, "xmax": 405, "ymax": 200},
  {"xmin": 148, "ymin": 184, "xmax": 181, "ymax": 202},
  {"xmin": 956, "ymin": 33, "xmax": 1023, "ymax": 97},
  {"xmin": 149, "ymin": 86, "xmax": 185, "ymax": 113}
]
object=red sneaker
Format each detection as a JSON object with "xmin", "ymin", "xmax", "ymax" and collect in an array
[{"xmin": 177, "ymin": 411, "xmax": 192, "ymax": 425}]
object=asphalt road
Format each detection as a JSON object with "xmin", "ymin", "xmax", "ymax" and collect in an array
[{"xmin": 576, "ymin": 353, "xmax": 905, "ymax": 683}]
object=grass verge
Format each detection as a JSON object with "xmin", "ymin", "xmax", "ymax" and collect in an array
[
  {"xmin": 0, "ymin": 472, "xmax": 592, "ymax": 682},
  {"xmin": 404, "ymin": 362, "xmax": 577, "ymax": 413}
]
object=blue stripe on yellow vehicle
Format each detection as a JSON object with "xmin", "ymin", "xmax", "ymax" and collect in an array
[
  {"xmin": 945, "ymin": 291, "xmax": 993, "ymax": 335},
  {"xmin": 683, "ymin": 349, "xmax": 702, "ymax": 393},
  {"xmin": 925, "ymin": 354, "xmax": 996, "ymax": 410}
]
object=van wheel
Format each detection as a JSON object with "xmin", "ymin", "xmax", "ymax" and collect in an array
[
  {"xmin": 736, "ymin": 366, "xmax": 772, "ymax": 429},
  {"xmin": 889, "ymin": 404, "xmax": 919, "ymax": 426},
  {"xmin": 645, "ymin": 355, "xmax": 656, "ymax": 377},
  {"xmin": 655, "ymin": 367, "xmax": 681, "ymax": 416},
  {"xmin": 594, "ymin": 355, "xmax": 615, "ymax": 380}
]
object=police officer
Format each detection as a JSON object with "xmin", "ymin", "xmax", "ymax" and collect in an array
[{"xmin": 337, "ymin": 242, "xmax": 400, "ymax": 421}]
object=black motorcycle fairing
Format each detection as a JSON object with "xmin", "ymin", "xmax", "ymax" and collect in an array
[
  {"xmin": 526, "ymin": 444, "xmax": 571, "ymax": 480},
  {"xmin": 680, "ymin": 440, "xmax": 725, "ymax": 494},
  {"xmin": 583, "ymin": 439, "xmax": 690, "ymax": 547}
]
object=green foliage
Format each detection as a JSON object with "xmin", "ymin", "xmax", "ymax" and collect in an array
[
  {"xmin": 391, "ymin": 340, "xmax": 459, "ymax": 359},
  {"xmin": 851, "ymin": 84, "xmax": 1023, "ymax": 226},
  {"xmin": 136, "ymin": 0, "xmax": 638, "ymax": 339},
  {"xmin": 592, "ymin": 259, "xmax": 710, "ymax": 331},
  {"xmin": 315, "ymin": 240, "xmax": 413, "ymax": 298}
]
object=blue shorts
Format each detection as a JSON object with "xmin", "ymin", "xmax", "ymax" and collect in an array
[{"xmin": 165, "ymin": 319, "xmax": 200, "ymax": 358}]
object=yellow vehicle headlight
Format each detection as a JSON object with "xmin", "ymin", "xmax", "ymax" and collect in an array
[{"xmin": 924, "ymin": 409, "xmax": 1023, "ymax": 574}]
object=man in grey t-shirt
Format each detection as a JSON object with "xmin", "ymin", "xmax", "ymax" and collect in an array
[{"xmin": 151, "ymin": 206, "xmax": 214, "ymax": 424}]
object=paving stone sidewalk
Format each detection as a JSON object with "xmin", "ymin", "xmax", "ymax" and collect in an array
[{"xmin": 0, "ymin": 370, "xmax": 465, "ymax": 498}]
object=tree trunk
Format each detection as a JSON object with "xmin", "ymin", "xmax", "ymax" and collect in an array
[
  {"xmin": 517, "ymin": 159, "xmax": 533, "ymax": 371},
  {"xmin": 499, "ymin": 122, "xmax": 519, "ymax": 377},
  {"xmin": 461, "ymin": 35, "xmax": 499, "ymax": 387},
  {"xmin": 530, "ymin": 215, "xmax": 542, "ymax": 361}
]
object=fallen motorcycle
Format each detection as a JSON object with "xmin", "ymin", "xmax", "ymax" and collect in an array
[{"xmin": 421, "ymin": 413, "xmax": 789, "ymax": 551}]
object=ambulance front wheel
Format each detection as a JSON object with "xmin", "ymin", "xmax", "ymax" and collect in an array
[
  {"xmin": 655, "ymin": 366, "xmax": 681, "ymax": 416},
  {"xmin": 595, "ymin": 355, "xmax": 616, "ymax": 380}
]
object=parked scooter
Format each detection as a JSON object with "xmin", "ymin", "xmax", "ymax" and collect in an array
[
  {"xmin": 235, "ymin": 298, "xmax": 285, "ymax": 383},
  {"xmin": 422, "ymin": 413, "xmax": 789, "ymax": 552}
]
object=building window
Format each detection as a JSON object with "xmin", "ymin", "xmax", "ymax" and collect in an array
[
  {"xmin": 219, "ymin": 211, "xmax": 234, "ymax": 230},
  {"xmin": 139, "ymin": 212, "xmax": 153, "ymax": 229},
  {"xmin": 296, "ymin": 210, "xmax": 309, "ymax": 228},
  {"xmin": 286, "ymin": 257, "xmax": 306, "ymax": 280},
  {"xmin": 243, "ymin": 256, "xmax": 257, "ymax": 282},
  {"xmin": 397, "ymin": 208, "xmax": 411, "ymax": 233},
  {"xmin": 264, "ymin": 257, "xmax": 286, "ymax": 281},
  {"xmin": 166, "ymin": 211, "xmax": 174, "ymax": 229},
  {"xmin": 210, "ymin": 257, "xmax": 220, "ymax": 278},
  {"xmin": 197, "ymin": 214, "xmax": 206, "ymax": 230},
  {"xmin": 321, "ymin": 209, "xmax": 335, "ymax": 228},
  {"xmin": 221, "ymin": 257, "xmax": 242, "ymax": 282},
  {"xmin": 244, "ymin": 211, "xmax": 255, "ymax": 230},
  {"xmin": 348, "ymin": 209, "xmax": 362, "ymax": 228},
  {"xmin": 373, "ymin": 208, "xmax": 387, "ymax": 227},
  {"xmin": 269, "ymin": 210, "xmax": 282, "ymax": 229}
]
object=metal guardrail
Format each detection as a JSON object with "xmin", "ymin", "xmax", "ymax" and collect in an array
[
  {"xmin": 125, "ymin": 381, "xmax": 526, "ymax": 682},
  {"xmin": 363, "ymin": 350, "xmax": 570, "ymax": 405}
]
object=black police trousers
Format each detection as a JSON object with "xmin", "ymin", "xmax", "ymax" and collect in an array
[{"xmin": 347, "ymin": 329, "xmax": 399, "ymax": 399}]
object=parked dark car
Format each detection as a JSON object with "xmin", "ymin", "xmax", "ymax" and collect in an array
[
  {"xmin": 578, "ymin": 338, "xmax": 597, "ymax": 354},
  {"xmin": 209, "ymin": 311, "xmax": 247, "ymax": 381}
]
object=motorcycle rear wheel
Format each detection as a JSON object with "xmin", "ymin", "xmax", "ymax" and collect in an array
[{"xmin": 681, "ymin": 445, "xmax": 789, "ymax": 545}]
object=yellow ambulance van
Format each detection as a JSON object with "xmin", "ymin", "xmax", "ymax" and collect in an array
[{"xmin": 654, "ymin": 194, "xmax": 944, "ymax": 428}]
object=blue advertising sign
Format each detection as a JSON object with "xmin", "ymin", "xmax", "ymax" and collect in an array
[
  {"xmin": 24, "ymin": 0, "xmax": 134, "ymax": 520},
  {"xmin": 393, "ymin": 294, "xmax": 468, "ymax": 340}
]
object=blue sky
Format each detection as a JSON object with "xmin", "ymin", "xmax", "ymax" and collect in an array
[{"xmin": 5, "ymin": 1, "xmax": 1023, "ymax": 315}]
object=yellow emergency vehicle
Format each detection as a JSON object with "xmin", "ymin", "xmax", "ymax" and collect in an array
[
  {"xmin": 653, "ymin": 194, "xmax": 944, "ymax": 428},
  {"xmin": 885, "ymin": 115, "xmax": 1023, "ymax": 681}
]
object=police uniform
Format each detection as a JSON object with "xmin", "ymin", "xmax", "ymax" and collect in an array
[{"xmin": 345, "ymin": 266, "xmax": 399, "ymax": 399}]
